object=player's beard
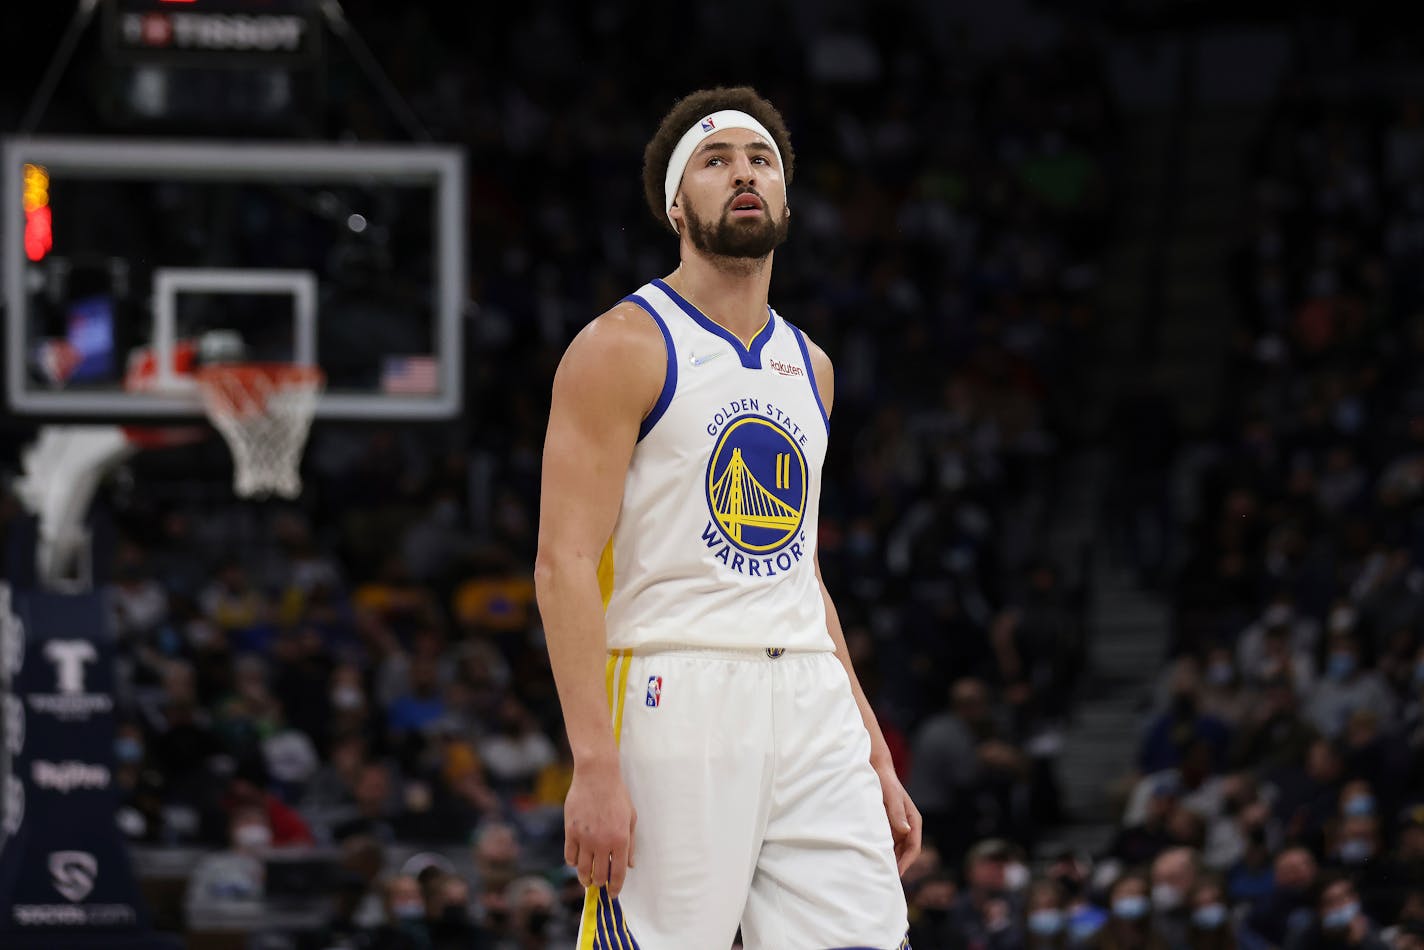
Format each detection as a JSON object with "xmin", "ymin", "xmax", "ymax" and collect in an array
[{"xmin": 683, "ymin": 195, "xmax": 789, "ymax": 261}]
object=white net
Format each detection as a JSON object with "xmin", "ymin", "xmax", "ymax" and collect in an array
[{"xmin": 196, "ymin": 365, "xmax": 324, "ymax": 499}]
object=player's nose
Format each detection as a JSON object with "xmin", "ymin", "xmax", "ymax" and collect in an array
[{"xmin": 730, "ymin": 151, "xmax": 757, "ymax": 185}]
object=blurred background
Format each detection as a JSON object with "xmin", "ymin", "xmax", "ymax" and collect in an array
[{"xmin": 3, "ymin": 1, "xmax": 1424, "ymax": 948}]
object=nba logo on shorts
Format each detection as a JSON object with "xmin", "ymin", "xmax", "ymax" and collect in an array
[
  {"xmin": 646, "ymin": 675, "xmax": 663, "ymax": 707},
  {"xmin": 701, "ymin": 117, "xmax": 716, "ymax": 132}
]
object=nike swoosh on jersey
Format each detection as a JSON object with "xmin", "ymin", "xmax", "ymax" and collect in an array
[{"xmin": 688, "ymin": 350, "xmax": 727, "ymax": 367}]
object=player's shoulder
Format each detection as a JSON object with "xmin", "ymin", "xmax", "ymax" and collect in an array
[
  {"xmin": 552, "ymin": 300, "xmax": 669, "ymax": 409},
  {"xmin": 787, "ymin": 323, "xmax": 833, "ymax": 390},
  {"xmin": 559, "ymin": 299, "xmax": 667, "ymax": 370}
]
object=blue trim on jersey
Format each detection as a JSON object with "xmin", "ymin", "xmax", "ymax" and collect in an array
[
  {"xmin": 787, "ymin": 319, "xmax": 830, "ymax": 431},
  {"xmin": 624, "ymin": 294, "xmax": 678, "ymax": 443},
  {"xmin": 651, "ymin": 277, "xmax": 775, "ymax": 369},
  {"xmin": 609, "ymin": 890, "xmax": 641, "ymax": 949},
  {"xmin": 594, "ymin": 886, "xmax": 640, "ymax": 949}
]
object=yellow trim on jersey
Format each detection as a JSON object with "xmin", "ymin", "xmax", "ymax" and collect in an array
[
  {"xmin": 612, "ymin": 651, "xmax": 632, "ymax": 744},
  {"xmin": 578, "ymin": 890, "xmax": 602, "ymax": 949},
  {"xmin": 576, "ymin": 650, "xmax": 635, "ymax": 950},
  {"xmin": 597, "ymin": 539, "xmax": 616, "ymax": 610}
]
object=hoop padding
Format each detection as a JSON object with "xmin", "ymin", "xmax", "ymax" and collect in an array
[
  {"xmin": 16, "ymin": 427, "xmax": 136, "ymax": 584},
  {"xmin": 195, "ymin": 364, "xmax": 324, "ymax": 499}
]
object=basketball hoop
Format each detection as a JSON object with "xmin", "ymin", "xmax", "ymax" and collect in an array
[{"xmin": 195, "ymin": 364, "xmax": 324, "ymax": 499}]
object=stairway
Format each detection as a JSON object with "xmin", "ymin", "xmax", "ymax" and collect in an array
[
  {"xmin": 1149, "ymin": 109, "xmax": 1259, "ymax": 432},
  {"xmin": 1034, "ymin": 103, "xmax": 1180, "ymax": 859}
]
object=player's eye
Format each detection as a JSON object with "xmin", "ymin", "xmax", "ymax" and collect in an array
[
  {"xmin": 707, "ymin": 157, "xmax": 725, "ymax": 166},
  {"xmin": 752, "ymin": 156, "xmax": 769, "ymax": 165}
]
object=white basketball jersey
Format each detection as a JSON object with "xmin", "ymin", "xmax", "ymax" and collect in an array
[{"xmin": 599, "ymin": 278, "xmax": 832, "ymax": 653}]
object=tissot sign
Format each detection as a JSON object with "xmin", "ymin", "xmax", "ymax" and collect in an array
[
  {"xmin": 0, "ymin": 584, "xmax": 173, "ymax": 947},
  {"xmin": 105, "ymin": 0, "xmax": 320, "ymax": 63}
]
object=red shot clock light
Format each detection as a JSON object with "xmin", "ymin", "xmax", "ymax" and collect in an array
[{"xmin": 22, "ymin": 163, "xmax": 52, "ymax": 263}]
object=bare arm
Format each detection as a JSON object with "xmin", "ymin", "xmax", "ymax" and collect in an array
[
  {"xmin": 805, "ymin": 339, "xmax": 922, "ymax": 872},
  {"xmin": 534, "ymin": 302, "xmax": 665, "ymax": 893}
]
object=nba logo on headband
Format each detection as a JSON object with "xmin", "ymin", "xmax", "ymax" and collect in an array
[{"xmin": 700, "ymin": 117, "xmax": 716, "ymax": 132}]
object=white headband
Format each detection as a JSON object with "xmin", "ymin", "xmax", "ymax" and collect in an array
[{"xmin": 663, "ymin": 109, "xmax": 783, "ymax": 232}]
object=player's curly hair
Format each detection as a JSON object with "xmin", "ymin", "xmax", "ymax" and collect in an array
[{"xmin": 642, "ymin": 87, "xmax": 796, "ymax": 235}]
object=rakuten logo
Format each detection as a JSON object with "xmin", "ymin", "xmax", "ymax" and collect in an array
[{"xmin": 32, "ymin": 760, "xmax": 110, "ymax": 794}]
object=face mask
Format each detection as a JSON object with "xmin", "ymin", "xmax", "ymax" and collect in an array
[
  {"xmin": 1343, "ymin": 795, "xmax": 1375, "ymax": 817},
  {"xmin": 393, "ymin": 899, "xmax": 425, "ymax": 921},
  {"xmin": 1327, "ymin": 652, "xmax": 1356, "ymax": 680},
  {"xmin": 115, "ymin": 737, "xmax": 143, "ymax": 764},
  {"xmin": 1005, "ymin": 863, "xmax": 1031, "ymax": 892},
  {"xmin": 1205, "ymin": 662, "xmax": 1234, "ymax": 686},
  {"xmin": 1192, "ymin": 904, "xmax": 1227, "ymax": 930},
  {"xmin": 1338, "ymin": 839, "xmax": 1374, "ymax": 865},
  {"xmin": 1030, "ymin": 909, "xmax": 1065, "ymax": 937},
  {"xmin": 233, "ymin": 823, "xmax": 272, "ymax": 851},
  {"xmin": 1322, "ymin": 901, "xmax": 1360, "ymax": 931},
  {"xmin": 332, "ymin": 686, "xmax": 365, "ymax": 711},
  {"xmin": 1114, "ymin": 895, "xmax": 1149, "ymax": 921},
  {"xmin": 1152, "ymin": 883, "xmax": 1184, "ymax": 912}
]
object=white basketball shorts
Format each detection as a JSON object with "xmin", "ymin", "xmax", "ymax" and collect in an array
[{"xmin": 575, "ymin": 648, "xmax": 910, "ymax": 950}]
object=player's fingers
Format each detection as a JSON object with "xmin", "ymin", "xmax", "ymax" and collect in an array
[
  {"xmin": 884, "ymin": 792, "xmax": 910, "ymax": 841},
  {"xmin": 608, "ymin": 840, "xmax": 630, "ymax": 898},
  {"xmin": 628, "ymin": 808, "xmax": 638, "ymax": 868},
  {"xmin": 564, "ymin": 829, "xmax": 579, "ymax": 869},
  {"xmin": 898, "ymin": 804, "xmax": 924, "ymax": 875},
  {"xmin": 589, "ymin": 843, "xmax": 613, "ymax": 889},
  {"xmin": 899, "ymin": 797, "xmax": 922, "ymax": 871},
  {"xmin": 577, "ymin": 845, "xmax": 596, "ymax": 890}
]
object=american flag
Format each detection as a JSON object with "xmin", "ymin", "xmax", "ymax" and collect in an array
[{"xmin": 381, "ymin": 355, "xmax": 438, "ymax": 395}]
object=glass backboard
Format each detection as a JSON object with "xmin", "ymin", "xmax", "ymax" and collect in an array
[{"xmin": 4, "ymin": 137, "xmax": 465, "ymax": 420}]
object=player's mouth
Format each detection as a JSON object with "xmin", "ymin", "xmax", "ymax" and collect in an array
[{"xmin": 728, "ymin": 193, "xmax": 765, "ymax": 218}]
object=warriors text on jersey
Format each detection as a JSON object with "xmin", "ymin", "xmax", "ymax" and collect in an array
[{"xmin": 599, "ymin": 278, "xmax": 831, "ymax": 653}]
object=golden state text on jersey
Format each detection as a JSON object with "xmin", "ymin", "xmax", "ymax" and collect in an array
[{"xmin": 598, "ymin": 279, "xmax": 832, "ymax": 653}]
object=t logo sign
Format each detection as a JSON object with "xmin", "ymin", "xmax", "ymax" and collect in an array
[{"xmin": 44, "ymin": 640, "xmax": 96, "ymax": 696}]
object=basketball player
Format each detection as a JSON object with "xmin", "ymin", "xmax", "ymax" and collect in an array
[{"xmin": 535, "ymin": 87, "xmax": 919, "ymax": 949}]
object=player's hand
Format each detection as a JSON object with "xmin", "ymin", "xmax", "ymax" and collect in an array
[
  {"xmin": 564, "ymin": 756, "xmax": 637, "ymax": 897},
  {"xmin": 876, "ymin": 764, "xmax": 922, "ymax": 875}
]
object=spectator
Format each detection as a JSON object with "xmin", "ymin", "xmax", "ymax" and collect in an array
[
  {"xmin": 111, "ymin": 543, "xmax": 170, "ymax": 641},
  {"xmin": 911, "ymin": 678, "xmax": 1029, "ymax": 861},
  {"xmin": 1286, "ymin": 876, "xmax": 1389, "ymax": 950},
  {"xmin": 388, "ymin": 654, "xmax": 450, "ymax": 737},
  {"xmin": 943, "ymin": 838, "xmax": 1025, "ymax": 950},
  {"xmin": 1229, "ymin": 676, "xmax": 1318, "ymax": 773},
  {"xmin": 1026, "ymin": 878, "xmax": 1071, "ymax": 950},
  {"xmin": 333, "ymin": 761, "xmax": 401, "ymax": 843},
  {"xmin": 1245, "ymin": 847, "xmax": 1319, "ymax": 948},
  {"xmin": 1095, "ymin": 873, "xmax": 1170, "ymax": 950},
  {"xmin": 185, "ymin": 805, "xmax": 270, "ymax": 909},
  {"xmin": 372, "ymin": 874, "xmax": 430, "ymax": 950},
  {"xmin": 478, "ymin": 696, "xmax": 556, "ymax": 795},
  {"xmin": 421, "ymin": 870, "xmax": 489, "ymax": 950},
  {"xmin": 1140, "ymin": 663, "xmax": 1231, "ymax": 775},
  {"xmin": 1151, "ymin": 847, "xmax": 1201, "ymax": 950},
  {"xmin": 501, "ymin": 875, "xmax": 574, "ymax": 949},
  {"xmin": 223, "ymin": 766, "xmax": 315, "ymax": 847},
  {"xmin": 473, "ymin": 821, "xmax": 524, "ymax": 925},
  {"xmin": 1306, "ymin": 634, "xmax": 1396, "ymax": 739},
  {"xmin": 1186, "ymin": 876, "xmax": 1239, "ymax": 950}
]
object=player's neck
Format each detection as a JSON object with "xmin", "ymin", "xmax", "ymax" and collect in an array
[{"xmin": 664, "ymin": 252, "xmax": 773, "ymax": 347}]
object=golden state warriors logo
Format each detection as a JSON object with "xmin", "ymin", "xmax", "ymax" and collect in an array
[{"xmin": 706, "ymin": 415, "xmax": 807, "ymax": 554}]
